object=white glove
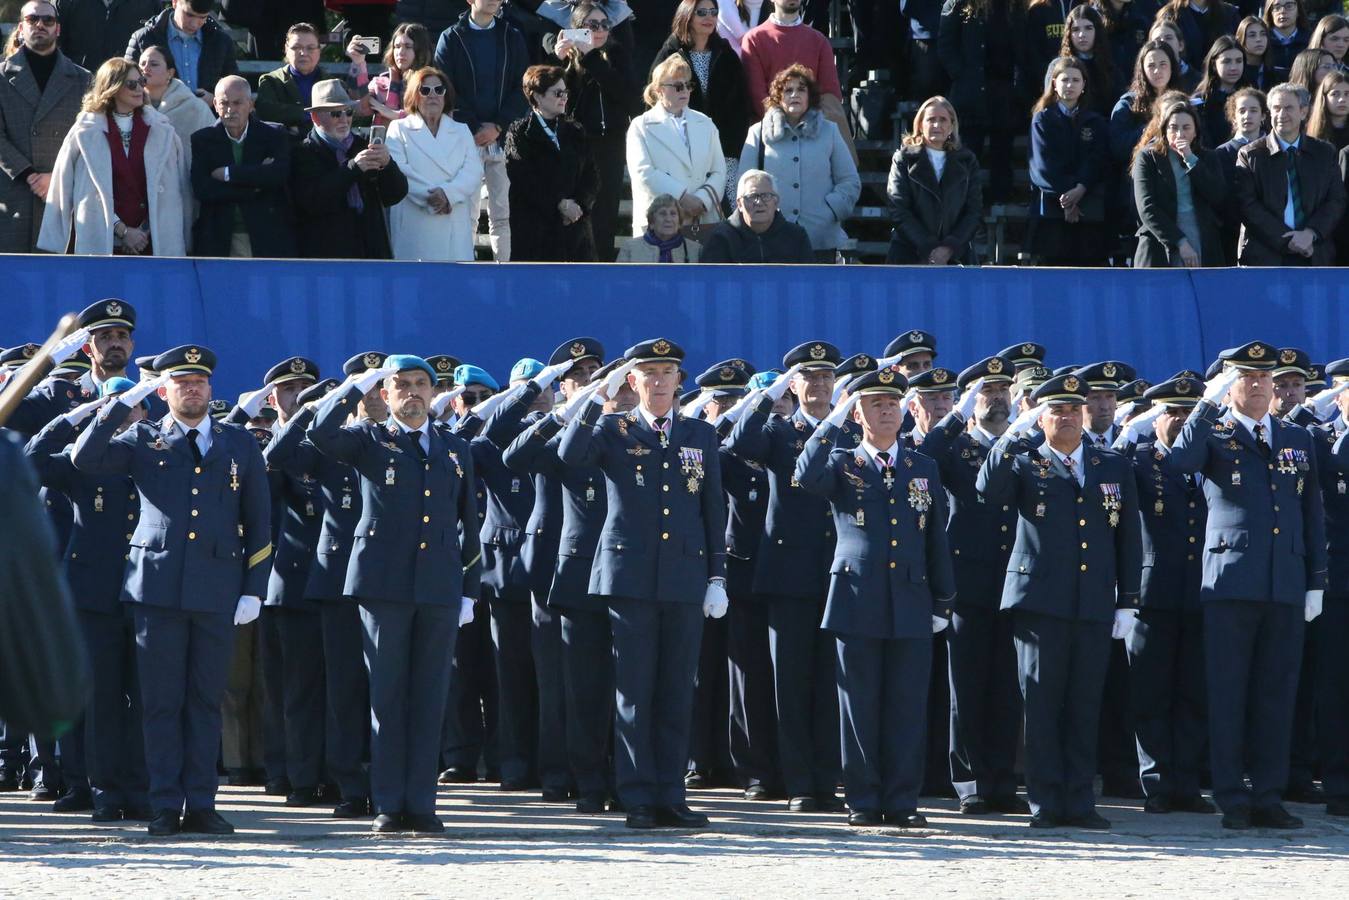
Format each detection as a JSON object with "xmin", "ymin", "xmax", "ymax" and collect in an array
[
  {"xmin": 50, "ymin": 327, "xmax": 91, "ymax": 365},
  {"xmin": 1308, "ymin": 382, "xmax": 1349, "ymax": 419},
  {"xmin": 430, "ymin": 386, "xmax": 465, "ymax": 418},
  {"xmin": 931, "ymin": 615, "xmax": 949, "ymax": 634},
  {"xmin": 532, "ymin": 359, "xmax": 575, "ymax": 388},
  {"xmin": 1009, "ymin": 403, "xmax": 1047, "ymax": 437},
  {"xmin": 233, "ymin": 595, "xmax": 262, "ymax": 626},
  {"xmin": 876, "ymin": 352, "xmax": 904, "ymax": 368},
  {"xmin": 825, "ymin": 392, "xmax": 861, "ymax": 428},
  {"xmin": 236, "ymin": 380, "xmax": 279, "ymax": 420},
  {"xmin": 954, "ymin": 377, "xmax": 984, "ymax": 421},
  {"xmin": 1113, "ymin": 401, "xmax": 1138, "ymax": 427},
  {"xmin": 1114, "ymin": 404, "xmax": 1165, "ymax": 450},
  {"xmin": 764, "ymin": 363, "xmax": 803, "ymax": 402},
  {"xmin": 63, "ymin": 395, "xmax": 109, "ymax": 426},
  {"xmin": 1202, "ymin": 367, "xmax": 1241, "ymax": 405},
  {"xmin": 831, "ymin": 374, "xmax": 853, "ymax": 405},
  {"xmin": 1111, "ymin": 608, "xmax": 1138, "ymax": 640},
  {"xmin": 703, "ymin": 580, "xmax": 729, "ymax": 618},
  {"xmin": 472, "ymin": 381, "xmax": 526, "ymax": 418},
  {"xmin": 559, "ymin": 381, "xmax": 602, "ymax": 421},
  {"xmin": 681, "ymin": 391, "xmax": 715, "ymax": 420},
  {"xmin": 1306, "ymin": 589, "xmax": 1324, "ymax": 623},
  {"xmin": 351, "ymin": 364, "xmax": 400, "ymax": 395},
  {"xmin": 600, "ymin": 359, "xmax": 638, "ymax": 399},
  {"xmin": 459, "ymin": 596, "xmax": 475, "ymax": 627},
  {"xmin": 901, "ymin": 387, "xmax": 919, "ymax": 414},
  {"xmin": 117, "ymin": 372, "xmax": 170, "ymax": 408},
  {"xmin": 716, "ymin": 388, "xmax": 761, "ymax": 426}
]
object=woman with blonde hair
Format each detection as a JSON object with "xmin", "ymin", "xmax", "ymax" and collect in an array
[
  {"xmin": 37, "ymin": 57, "xmax": 189, "ymax": 256},
  {"xmin": 885, "ymin": 96, "xmax": 983, "ymax": 265},
  {"xmin": 625, "ymin": 54, "xmax": 726, "ymax": 238}
]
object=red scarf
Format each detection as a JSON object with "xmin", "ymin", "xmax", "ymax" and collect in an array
[{"xmin": 104, "ymin": 111, "xmax": 151, "ymax": 250}]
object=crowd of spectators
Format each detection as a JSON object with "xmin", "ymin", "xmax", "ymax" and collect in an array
[{"xmin": 5, "ymin": 0, "xmax": 1349, "ymax": 266}]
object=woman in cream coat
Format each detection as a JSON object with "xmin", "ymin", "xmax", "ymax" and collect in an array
[
  {"xmin": 38, "ymin": 58, "xmax": 190, "ymax": 256},
  {"xmin": 625, "ymin": 55, "xmax": 726, "ymax": 237},
  {"xmin": 385, "ymin": 66, "xmax": 484, "ymax": 262}
]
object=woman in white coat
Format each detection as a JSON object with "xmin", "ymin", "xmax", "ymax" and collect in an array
[
  {"xmin": 38, "ymin": 57, "xmax": 190, "ymax": 256},
  {"xmin": 385, "ymin": 66, "xmax": 484, "ymax": 262},
  {"xmin": 625, "ymin": 55, "xmax": 726, "ymax": 237}
]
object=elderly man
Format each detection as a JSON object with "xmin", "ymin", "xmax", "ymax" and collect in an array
[
  {"xmin": 0, "ymin": 2, "xmax": 91, "ymax": 253},
  {"xmin": 700, "ymin": 170, "xmax": 814, "ymax": 264},
  {"xmin": 256, "ymin": 23, "xmax": 325, "ymax": 138},
  {"xmin": 125, "ymin": 0, "xmax": 239, "ymax": 99},
  {"xmin": 191, "ymin": 76, "xmax": 295, "ymax": 258},
  {"xmin": 291, "ymin": 79, "xmax": 408, "ymax": 259}
]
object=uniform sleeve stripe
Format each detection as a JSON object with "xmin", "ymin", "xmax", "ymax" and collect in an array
[{"xmin": 248, "ymin": 543, "xmax": 273, "ymax": 569}]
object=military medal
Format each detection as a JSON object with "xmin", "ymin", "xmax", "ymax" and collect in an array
[
  {"xmin": 635, "ymin": 467, "xmax": 645, "ymax": 487},
  {"xmin": 386, "ymin": 464, "xmax": 396, "ymax": 486},
  {"xmin": 511, "ymin": 477, "xmax": 521, "ymax": 494},
  {"xmin": 1100, "ymin": 482, "xmax": 1122, "ymax": 528},
  {"xmin": 687, "ymin": 476, "xmax": 700, "ymax": 493},
  {"xmin": 93, "ymin": 494, "xmax": 104, "ymax": 513},
  {"xmin": 586, "ymin": 484, "xmax": 596, "ymax": 503},
  {"xmin": 1297, "ymin": 476, "xmax": 1305, "ymax": 496},
  {"xmin": 908, "ymin": 478, "xmax": 931, "ymax": 529},
  {"xmin": 1338, "ymin": 477, "xmax": 1346, "ymax": 495},
  {"xmin": 679, "ymin": 447, "xmax": 704, "ymax": 494},
  {"xmin": 305, "ymin": 500, "xmax": 316, "ymax": 517},
  {"xmin": 1035, "ymin": 502, "xmax": 1046, "ymax": 518},
  {"xmin": 659, "ymin": 430, "xmax": 669, "ymax": 449},
  {"xmin": 1231, "ymin": 469, "xmax": 1241, "ymax": 487},
  {"xmin": 341, "ymin": 489, "xmax": 353, "ymax": 510},
  {"xmin": 1154, "ymin": 497, "xmax": 1165, "ymax": 516},
  {"xmin": 449, "ymin": 451, "xmax": 463, "ymax": 477},
  {"xmin": 855, "ymin": 509, "xmax": 865, "ymax": 527},
  {"xmin": 230, "ymin": 459, "xmax": 240, "ymax": 492}
]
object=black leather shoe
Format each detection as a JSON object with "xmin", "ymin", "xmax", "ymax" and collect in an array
[
  {"xmin": 124, "ymin": 805, "xmax": 154, "ymax": 822},
  {"xmin": 439, "ymin": 767, "xmax": 477, "ymax": 784},
  {"xmin": 683, "ymin": 770, "xmax": 708, "ymax": 789},
  {"xmin": 333, "ymin": 798, "xmax": 371, "ymax": 818},
  {"xmin": 53, "ymin": 788, "xmax": 94, "ymax": 812},
  {"xmin": 960, "ymin": 798, "xmax": 990, "ymax": 815},
  {"xmin": 655, "ymin": 804, "xmax": 709, "ymax": 828},
  {"xmin": 787, "ymin": 795, "xmax": 818, "ymax": 812},
  {"xmin": 1172, "ymin": 795, "xmax": 1216, "ymax": 815},
  {"xmin": 541, "ymin": 786, "xmax": 572, "ymax": 803},
  {"xmin": 285, "ymin": 787, "xmax": 319, "ymax": 807},
  {"xmin": 226, "ymin": 769, "xmax": 257, "ymax": 787},
  {"xmin": 1283, "ymin": 783, "xmax": 1324, "ymax": 804},
  {"xmin": 816, "ymin": 794, "xmax": 846, "ymax": 813},
  {"xmin": 575, "ymin": 794, "xmax": 606, "ymax": 814},
  {"xmin": 1251, "ymin": 804, "xmax": 1303, "ymax": 829},
  {"xmin": 1326, "ymin": 799, "xmax": 1349, "ymax": 817},
  {"xmin": 743, "ymin": 783, "xmax": 768, "ymax": 801},
  {"xmin": 91, "ymin": 805, "xmax": 124, "ymax": 823},
  {"xmin": 1143, "ymin": 795, "xmax": 1172, "ymax": 814},
  {"xmin": 147, "ymin": 809, "xmax": 181, "ymax": 836},
  {"xmin": 498, "ymin": 777, "xmax": 536, "ymax": 792},
  {"xmin": 264, "ymin": 777, "xmax": 291, "ymax": 796},
  {"xmin": 625, "ymin": 805, "xmax": 658, "ymax": 828},
  {"xmin": 1101, "ymin": 779, "xmax": 1145, "ymax": 800},
  {"xmin": 405, "ymin": 814, "xmax": 444, "ymax": 834},
  {"xmin": 988, "ymin": 795, "xmax": 1031, "ymax": 815},
  {"xmin": 28, "ymin": 783, "xmax": 59, "ymax": 801},
  {"xmin": 1222, "ymin": 808, "xmax": 1253, "ymax": 830},
  {"xmin": 885, "ymin": 811, "xmax": 928, "ymax": 827},
  {"xmin": 1064, "ymin": 811, "xmax": 1111, "ymax": 830},
  {"xmin": 181, "ymin": 809, "xmax": 235, "ymax": 835},
  {"xmin": 848, "ymin": 809, "xmax": 882, "ymax": 827},
  {"xmin": 372, "ymin": 813, "xmax": 405, "ymax": 833},
  {"xmin": 1028, "ymin": 813, "xmax": 1059, "ymax": 829}
]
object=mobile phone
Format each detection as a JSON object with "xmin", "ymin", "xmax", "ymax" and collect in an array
[
  {"xmin": 369, "ymin": 125, "xmax": 387, "ymax": 145},
  {"xmin": 559, "ymin": 28, "xmax": 592, "ymax": 46},
  {"xmin": 355, "ymin": 36, "xmax": 381, "ymax": 55}
]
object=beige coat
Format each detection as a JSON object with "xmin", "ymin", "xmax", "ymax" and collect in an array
[
  {"xmin": 385, "ymin": 113, "xmax": 483, "ymax": 262},
  {"xmin": 615, "ymin": 234, "xmax": 701, "ymax": 262},
  {"xmin": 37, "ymin": 106, "xmax": 191, "ymax": 256},
  {"xmin": 625, "ymin": 105, "xmax": 725, "ymax": 235},
  {"xmin": 153, "ymin": 78, "xmax": 216, "ymax": 174}
]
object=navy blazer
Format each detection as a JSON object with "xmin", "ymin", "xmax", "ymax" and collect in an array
[
  {"xmin": 24, "ymin": 418, "xmax": 138, "ymax": 615},
  {"xmin": 1029, "ymin": 103, "xmax": 1108, "ymax": 220},
  {"xmin": 558, "ymin": 402, "xmax": 727, "ymax": 604},
  {"xmin": 794, "ymin": 423, "xmax": 955, "ymax": 639},
  {"xmin": 473, "ymin": 384, "xmax": 541, "ymax": 596},
  {"xmin": 977, "ymin": 437, "xmax": 1142, "ymax": 623},
  {"xmin": 261, "ymin": 412, "xmax": 328, "ymax": 609},
  {"xmin": 307, "ymin": 384, "xmax": 480, "ymax": 605},
  {"xmin": 72, "ymin": 407, "xmax": 272, "ymax": 613},
  {"xmin": 719, "ymin": 446, "xmax": 767, "ymax": 564},
  {"xmin": 8, "ymin": 376, "xmax": 98, "ymax": 437},
  {"xmin": 1313, "ymin": 419, "xmax": 1349, "ymax": 594},
  {"xmin": 1129, "ymin": 441, "xmax": 1207, "ymax": 612},
  {"xmin": 1168, "ymin": 400, "xmax": 1328, "ymax": 604}
]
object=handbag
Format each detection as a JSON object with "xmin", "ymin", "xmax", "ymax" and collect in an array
[{"xmin": 679, "ymin": 183, "xmax": 725, "ymax": 243}]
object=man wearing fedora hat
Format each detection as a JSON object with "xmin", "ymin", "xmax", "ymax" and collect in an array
[{"xmin": 291, "ymin": 78, "xmax": 408, "ymax": 259}]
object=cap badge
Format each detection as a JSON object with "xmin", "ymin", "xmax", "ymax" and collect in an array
[
  {"xmin": 185, "ymin": 348, "xmax": 202, "ymax": 364},
  {"xmin": 987, "ymin": 358, "xmax": 1004, "ymax": 374},
  {"xmin": 1103, "ymin": 363, "xmax": 1117, "ymax": 378},
  {"xmin": 1249, "ymin": 344, "xmax": 1267, "ymax": 359},
  {"xmin": 570, "ymin": 342, "xmax": 587, "ymax": 358},
  {"xmin": 1064, "ymin": 376, "xmax": 1080, "ymax": 392},
  {"xmin": 1021, "ymin": 343, "xmax": 1036, "ymax": 355},
  {"xmin": 1177, "ymin": 380, "xmax": 1192, "ymax": 395},
  {"xmin": 22, "ymin": 343, "xmax": 36, "ymax": 358},
  {"xmin": 720, "ymin": 367, "xmax": 735, "ymax": 382},
  {"xmin": 364, "ymin": 352, "xmax": 381, "ymax": 368},
  {"xmin": 1280, "ymin": 349, "xmax": 1297, "ymax": 365},
  {"xmin": 289, "ymin": 358, "xmax": 306, "ymax": 374},
  {"xmin": 856, "ymin": 354, "xmax": 869, "ymax": 367},
  {"xmin": 809, "ymin": 344, "xmax": 826, "ymax": 360},
  {"xmin": 878, "ymin": 370, "xmax": 895, "ymax": 385},
  {"xmin": 652, "ymin": 339, "xmax": 672, "ymax": 356},
  {"xmin": 933, "ymin": 369, "xmax": 949, "ymax": 384},
  {"xmin": 909, "ymin": 330, "xmax": 924, "ymax": 344},
  {"xmin": 436, "ymin": 358, "xmax": 452, "ymax": 372},
  {"xmin": 105, "ymin": 301, "xmax": 123, "ymax": 317}
]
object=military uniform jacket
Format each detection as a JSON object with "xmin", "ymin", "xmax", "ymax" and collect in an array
[
  {"xmin": 307, "ymin": 384, "xmax": 480, "ymax": 605},
  {"xmin": 262, "ymin": 411, "xmax": 330, "ymax": 609},
  {"xmin": 920, "ymin": 412, "xmax": 1019, "ymax": 609},
  {"xmin": 8, "ymin": 375, "xmax": 97, "ymax": 437},
  {"xmin": 71, "ymin": 407, "xmax": 272, "ymax": 613},
  {"xmin": 505, "ymin": 409, "xmax": 566, "ymax": 600},
  {"xmin": 794, "ymin": 423, "xmax": 955, "ymax": 638},
  {"xmin": 503, "ymin": 414, "xmax": 608, "ymax": 612},
  {"xmin": 725, "ymin": 397, "xmax": 859, "ymax": 599},
  {"xmin": 265, "ymin": 405, "xmax": 364, "ymax": 603},
  {"xmin": 1315, "ymin": 419, "xmax": 1349, "ymax": 594},
  {"xmin": 24, "ymin": 417, "xmax": 138, "ymax": 615},
  {"xmin": 719, "ymin": 446, "xmax": 767, "ymax": 563},
  {"xmin": 558, "ymin": 402, "xmax": 727, "ymax": 604},
  {"xmin": 977, "ymin": 437, "xmax": 1142, "ymax": 623},
  {"xmin": 1170, "ymin": 401, "xmax": 1328, "ymax": 605},
  {"xmin": 1129, "ymin": 441, "xmax": 1207, "ymax": 612},
  {"xmin": 472, "ymin": 387, "xmax": 540, "ymax": 596}
]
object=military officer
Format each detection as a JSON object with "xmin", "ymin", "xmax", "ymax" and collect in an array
[
  {"xmin": 918, "ymin": 355, "xmax": 1028, "ymax": 815},
  {"xmin": 795, "ymin": 365, "xmax": 955, "ymax": 827},
  {"xmin": 426, "ymin": 355, "xmax": 462, "ymax": 395},
  {"xmin": 832, "ymin": 352, "xmax": 877, "ymax": 405},
  {"xmin": 557, "ymin": 338, "xmax": 728, "ymax": 829},
  {"xmin": 725, "ymin": 341, "xmax": 853, "ymax": 813},
  {"xmin": 882, "ymin": 329, "xmax": 937, "ymax": 376},
  {"xmin": 1013, "ymin": 365, "xmax": 1052, "ymax": 414},
  {"xmin": 72, "ymin": 345, "xmax": 272, "ymax": 837},
  {"xmin": 307, "ymin": 355, "xmax": 480, "ymax": 834},
  {"xmin": 1075, "ymin": 361, "xmax": 1137, "ymax": 450},
  {"xmin": 998, "ymin": 342, "xmax": 1048, "ymax": 373},
  {"xmin": 1169, "ymin": 342, "xmax": 1327, "ymax": 830},
  {"xmin": 1322, "ymin": 367, "xmax": 1349, "ymax": 818},
  {"xmin": 977, "ymin": 372, "xmax": 1142, "ymax": 830}
]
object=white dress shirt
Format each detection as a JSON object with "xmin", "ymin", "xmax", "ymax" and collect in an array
[{"xmin": 173, "ymin": 415, "xmax": 212, "ymax": 456}]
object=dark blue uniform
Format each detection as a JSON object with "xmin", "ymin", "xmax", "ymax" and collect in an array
[{"xmin": 1322, "ymin": 421, "xmax": 1349, "ymax": 811}]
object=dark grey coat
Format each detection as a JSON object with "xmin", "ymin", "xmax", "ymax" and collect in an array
[
  {"xmin": 1131, "ymin": 146, "xmax": 1226, "ymax": 268},
  {"xmin": 885, "ymin": 143, "xmax": 983, "ymax": 264}
]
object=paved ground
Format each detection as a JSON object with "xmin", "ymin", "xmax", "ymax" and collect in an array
[{"xmin": 2, "ymin": 785, "xmax": 1347, "ymax": 897}]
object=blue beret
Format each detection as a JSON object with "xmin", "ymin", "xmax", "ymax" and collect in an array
[
  {"xmin": 385, "ymin": 354, "xmax": 437, "ymax": 382},
  {"xmin": 747, "ymin": 370, "xmax": 781, "ymax": 391},
  {"xmin": 101, "ymin": 376, "xmax": 139, "ymax": 398},
  {"xmin": 511, "ymin": 358, "xmax": 545, "ymax": 382},
  {"xmin": 454, "ymin": 364, "xmax": 500, "ymax": 391}
]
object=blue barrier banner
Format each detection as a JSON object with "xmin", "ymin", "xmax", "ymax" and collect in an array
[{"xmin": 4, "ymin": 256, "xmax": 1346, "ymax": 398}]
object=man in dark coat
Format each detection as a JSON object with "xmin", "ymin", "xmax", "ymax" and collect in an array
[
  {"xmin": 124, "ymin": 0, "xmax": 240, "ymax": 97},
  {"xmin": 291, "ymin": 79, "xmax": 409, "ymax": 260},
  {"xmin": 55, "ymin": 0, "xmax": 162, "ymax": 71},
  {"xmin": 701, "ymin": 170, "xmax": 814, "ymax": 263}
]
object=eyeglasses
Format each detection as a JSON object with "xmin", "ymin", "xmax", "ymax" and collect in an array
[
  {"xmin": 741, "ymin": 192, "xmax": 778, "ymax": 205},
  {"xmin": 326, "ymin": 108, "xmax": 355, "ymax": 119},
  {"xmin": 661, "ymin": 81, "xmax": 691, "ymax": 92},
  {"xmin": 693, "ymin": 7, "xmax": 719, "ymax": 17},
  {"xmin": 582, "ymin": 19, "xmax": 612, "ymax": 31},
  {"xmin": 545, "ymin": 87, "xmax": 569, "ymax": 98},
  {"xmin": 23, "ymin": 14, "xmax": 57, "ymax": 26},
  {"xmin": 418, "ymin": 84, "xmax": 447, "ymax": 96},
  {"xmin": 288, "ymin": 44, "xmax": 320, "ymax": 54},
  {"xmin": 1272, "ymin": 0, "xmax": 1298, "ymax": 9},
  {"xmin": 122, "ymin": 78, "xmax": 145, "ymax": 90},
  {"xmin": 462, "ymin": 390, "xmax": 492, "ymax": 404}
]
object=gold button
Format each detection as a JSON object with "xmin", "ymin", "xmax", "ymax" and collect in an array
[
  {"xmin": 188, "ymin": 532, "xmax": 196, "ymax": 540},
  {"xmin": 662, "ymin": 532, "xmax": 670, "ymax": 540},
  {"xmin": 125, "ymin": 554, "xmax": 130, "ymax": 561},
  {"xmin": 1189, "ymin": 502, "xmax": 1196, "ymax": 508},
  {"xmin": 1080, "ymin": 542, "xmax": 1087, "ymax": 549},
  {"xmin": 663, "ymin": 485, "xmax": 670, "ymax": 492},
  {"xmin": 423, "ymin": 515, "xmax": 430, "ymax": 523},
  {"xmin": 663, "ymin": 508, "xmax": 670, "ymax": 515},
  {"xmin": 776, "ymin": 538, "xmax": 783, "ymax": 545},
  {"xmin": 1002, "ymin": 505, "xmax": 1010, "ymax": 512},
  {"xmin": 616, "ymin": 544, "xmax": 623, "ymax": 550},
  {"xmin": 891, "ymin": 518, "xmax": 898, "ymax": 525},
  {"xmin": 129, "ymin": 493, "xmax": 136, "ymax": 500},
  {"xmin": 420, "ymin": 542, "xmax": 427, "ymax": 550},
  {"xmin": 1187, "ymin": 554, "xmax": 1195, "ymax": 561},
  {"xmin": 1079, "ymin": 519, "xmax": 1086, "ymax": 526},
  {"xmin": 1189, "ymin": 536, "xmax": 1196, "ymax": 543},
  {"xmin": 194, "ymin": 467, "xmax": 202, "ymax": 474},
  {"xmin": 954, "ymin": 549, "xmax": 961, "ymax": 556},
  {"xmin": 125, "ymin": 533, "xmax": 132, "ymax": 540},
  {"xmin": 191, "ymin": 488, "xmax": 199, "ymax": 495},
  {"xmin": 1000, "ymin": 525, "xmax": 1008, "ymax": 532},
  {"xmin": 425, "ymin": 490, "xmax": 431, "ymax": 497},
  {"xmin": 890, "ymin": 498, "xmax": 896, "ymax": 505},
  {"xmin": 1273, "ymin": 527, "xmax": 1280, "ymax": 534},
  {"xmin": 1188, "ymin": 519, "xmax": 1195, "ymax": 525},
  {"xmin": 425, "ymin": 464, "xmax": 430, "ymax": 471},
  {"xmin": 128, "ymin": 513, "xmax": 135, "ymax": 520},
  {"xmin": 1080, "ymin": 564, "xmax": 1087, "ymax": 572},
  {"xmin": 71, "ymin": 552, "xmax": 77, "ymax": 559},
  {"xmin": 663, "ymin": 462, "xmax": 670, "ymax": 469},
  {"xmin": 1077, "ymin": 497, "xmax": 1083, "ymax": 504},
  {"xmin": 889, "ymin": 561, "xmax": 896, "ymax": 569},
  {"xmin": 890, "ymin": 539, "xmax": 898, "ymax": 547},
  {"xmin": 1273, "ymin": 506, "xmax": 1279, "ymax": 512},
  {"xmin": 191, "ymin": 510, "xmax": 198, "ymax": 517},
  {"xmin": 1001, "ymin": 545, "xmax": 1008, "ymax": 551}
]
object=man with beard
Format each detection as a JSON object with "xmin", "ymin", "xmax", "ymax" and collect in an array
[
  {"xmin": 918, "ymin": 356, "xmax": 1029, "ymax": 816},
  {"xmin": 72, "ymin": 344, "xmax": 272, "ymax": 837}
]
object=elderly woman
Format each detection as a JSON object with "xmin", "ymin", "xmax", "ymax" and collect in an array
[
  {"xmin": 886, "ymin": 96, "xmax": 983, "ymax": 265},
  {"xmin": 739, "ymin": 63, "xmax": 859, "ymax": 263},
  {"xmin": 37, "ymin": 57, "xmax": 189, "ymax": 256},
  {"xmin": 348, "ymin": 22, "xmax": 434, "ymax": 126},
  {"xmin": 138, "ymin": 45, "xmax": 214, "ymax": 175},
  {"xmin": 506, "ymin": 65, "xmax": 602, "ymax": 262},
  {"xmin": 385, "ymin": 66, "xmax": 483, "ymax": 262},
  {"xmin": 626, "ymin": 54, "xmax": 726, "ymax": 239},
  {"xmin": 616, "ymin": 194, "xmax": 702, "ymax": 261}
]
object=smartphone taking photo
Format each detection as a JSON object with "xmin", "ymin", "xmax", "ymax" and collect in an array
[{"xmin": 369, "ymin": 125, "xmax": 387, "ymax": 145}]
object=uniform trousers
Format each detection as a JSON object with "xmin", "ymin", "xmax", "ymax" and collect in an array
[
  {"xmin": 532, "ymin": 593, "xmax": 572, "ymax": 791},
  {"xmin": 222, "ymin": 618, "xmax": 266, "ymax": 775},
  {"xmin": 688, "ymin": 613, "xmax": 732, "ymax": 779},
  {"xmin": 1124, "ymin": 608, "xmax": 1207, "ymax": 800},
  {"xmin": 1098, "ymin": 639, "xmax": 1142, "ymax": 790},
  {"xmin": 559, "ymin": 604, "xmax": 614, "ymax": 797},
  {"xmin": 1317, "ymin": 595, "xmax": 1349, "ymax": 802},
  {"xmin": 275, "ymin": 607, "xmax": 326, "ymax": 790},
  {"xmin": 79, "ymin": 607, "xmax": 147, "ymax": 809},
  {"xmin": 768, "ymin": 597, "xmax": 841, "ymax": 798},
  {"xmin": 948, "ymin": 605, "xmax": 1022, "ymax": 803},
  {"xmin": 320, "ymin": 598, "xmax": 369, "ymax": 802},
  {"xmin": 441, "ymin": 597, "xmax": 497, "ymax": 775},
  {"xmin": 726, "ymin": 560, "xmax": 779, "ymax": 789},
  {"xmin": 487, "ymin": 587, "xmax": 538, "ymax": 784},
  {"xmin": 259, "ymin": 607, "xmax": 287, "ymax": 781}
]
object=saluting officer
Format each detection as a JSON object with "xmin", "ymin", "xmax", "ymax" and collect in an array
[
  {"xmin": 998, "ymin": 342, "xmax": 1048, "ymax": 373},
  {"xmin": 977, "ymin": 372, "xmax": 1142, "ymax": 830},
  {"xmin": 1169, "ymin": 342, "xmax": 1328, "ymax": 830},
  {"xmin": 558, "ymin": 338, "xmax": 728, "ymax": 829},
  {"xmin": 1012, "ymin": 365, "xmax": 1052, "ymax": 415},
  {"xmin": 1321, "ymin": 368, "xmax": 1349, "ymax": 818},
  {"xmin": 918, "ymin": 355, "xmax": 1029, "ymax": 815},
  {"xmin": 725, "ymin": 341, "xmax": 853, "ymax": 813},
  {"xmin": 307, "ymin": 355, "xmax": 480, "ymax": 834},
  {"xmin": 795, "ymin": 365, "xmax": 956, "ymax": 827},
  {"xmin": 72, "ymin": 345, "xmax": 272, "ymax": 837}
]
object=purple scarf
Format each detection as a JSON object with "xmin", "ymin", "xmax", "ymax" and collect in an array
[
  {"xmin": 642, "ymin": 229, "xmax": 685, "ymax": 263},
  {"xmin": 315, "ymin": 128, "xmax": 364, "ymax": 212}
]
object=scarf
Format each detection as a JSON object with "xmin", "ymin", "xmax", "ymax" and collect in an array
[
  {"xmin": 315, "ymin": 128, "xmax": 363, "ymax": 212},
  {"xmin": 642, "ymin": 229, "xmax": 685, "ymax": 262}
]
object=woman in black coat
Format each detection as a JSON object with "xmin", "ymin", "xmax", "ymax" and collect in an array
[
  {"xmin": 887, "ymin": 97, "xmax": 984, "ymax": 264},
  {"xmin": 1131, "ymin": 97, "xmax": 1227, "ymax": 266},
  {"xmin": 505, "ymin": 65, "xmax": 602, "ymax": 262}
]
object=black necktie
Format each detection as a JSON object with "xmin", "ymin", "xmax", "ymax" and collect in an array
[
  {"xmin": 409, "ymin": 429, "xmax": 427, "ymax": 460},
  {"xmin": 187, "ymin": 428, "xmax": 202, "ymax": 463},
  {"xmin": 1253, "ymin": 423, "xmax": 1271, "ymax": 459}
]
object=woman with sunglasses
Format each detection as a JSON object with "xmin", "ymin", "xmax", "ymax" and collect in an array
[
  {"xmin": 37, "ymin": 57, "xmax": 189, "ymax": 256},
  {"xmin": 385, "ymin": 66, "xmax": 483, "ymax": 262}
]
